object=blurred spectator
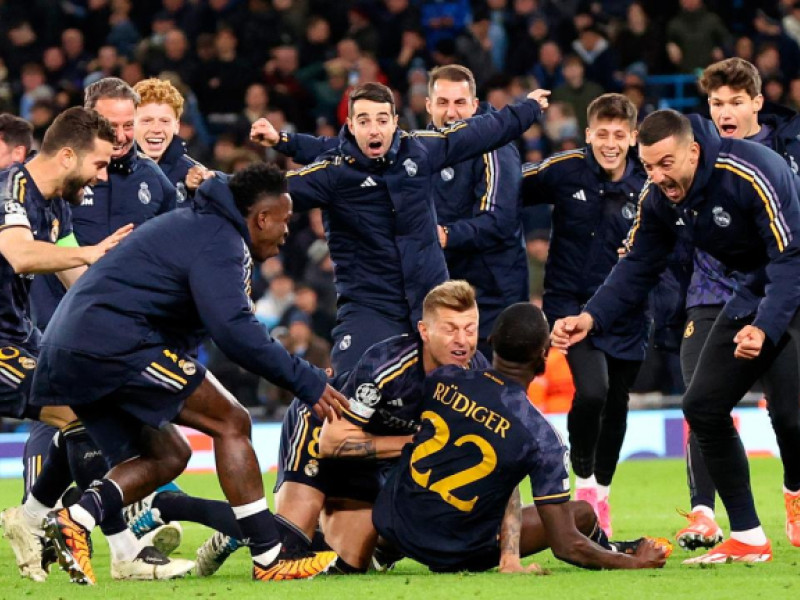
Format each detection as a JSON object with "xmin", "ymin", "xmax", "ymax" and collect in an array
[
  {"xmin": 764, "ymin": 75, "xmax": 787, "ymax": 104},
  {"xmin": 485, "ymin": 0, "xmax": 509, "ymax": 71},
  {"xmin": 28, "ymin": 100, "xmax": 57, "ymax": 146},
  {"xmin": 572, "ymin": 24, "xmax": 620, "ymax": 91},
  {"xmin": 4, "ymin": 20, "xmax": 41, "ymax": 81},
  {"xmin": 455, "ymin": 13, "xmax": 497, "ymax": 90},
  {"xmin": 263, "ymin": 44, "xmax": 314, "ymax": 130},
  {"xmin": 107, "ymin": 0, "xmax": 141, "ymax": 59},
  {"xmin": 788, "ymin": 77, "xmax": 800, "ymax": 111},
  {"xmin": 784, "ymin": 2, "xmax": 800, "ymax": 48},
  {"xmin": 83, "ymin": 45, "xmax": 121, "ymax": 87},
  {"xmin": 666, "ymin": 0, "xmax": 730, "ymax": 74},
  {"xmin": 755, "ymin": 42, "xmax": 785, "ymax": 84},
  {"xmin": 143, "ymin": 28, "xmax": 197, "ymax": 85},
  {"xmin": 255, "ymin": 273, "xmax": 296, "ymax": 330},
  {"xmin": 42, "ymin": 47, "xmax": 68, "ymax": 90},
  {"xmin": 61, "ymin": 28, "xmax": 92, "ymax": 88},
  {"xmin": 233, "ymin": 82, "xmax": 270, "ymax": 145},
  {"xmin": 485, "ymin": 75, "xmax": 512, "ymax": 109},
  {"xmin": 346, "ymin": 4, "xmax": 379, "ymax": 56},
  {"xmin": 733, "ymin": 35, "xmax": 755, "ymax": 62},
  {"xmin": 541, "ymin": 101, "xmax": 579, "ymax": 148},
  {"xmin": 506, "ymin": 14, "xmax": 551, "ymax": 78},
  {"xmin": 613, "ymin": 2, "xmax": 668, "ymax": 74},
  {"xmin": 420, "ymin": 0, "xmax": 472, "ymax": 50},
  {"xmin": 377, "ymin": 0, "xmax": 422, "ymax": 64},
  {"xmin": 551, "ymin": 55, "xmax": 603, "ymax": 131},
  {"xmin": 752, "ymin": 7, "xmax": 800, "ymax": 83},
  {"xmin": 300, "ymin": 15, "xmax": 335, "ymax": 67},
  {"xmin": 18, "ymin": 63, "xmax": 53, "ymax": 121},
  {"xmin": 284, "ymin": 309, "xmax": 331, "ymax": 369},
  {"xmin": 193, "ymin": 26, "xmax": 253, "ymax": 132},
  {"xmin": 623, "ymin": 82, "xmax": 657, "ymax": 123},
  {"xmin": 303, "ymin": 238, "xmax": 337, "ymax": 312},
  {"xmin": 160, "ymin": 0, "xmax": 202, "ymax": 42},
  {"xmin": 530, "ymin": 40, "xmax": 564, "ymax": 91},
  {"xmin": 290, "ymin": 284, "xmax": 336, "ymax": 343}
]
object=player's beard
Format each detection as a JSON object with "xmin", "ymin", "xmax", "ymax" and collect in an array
[{"xmin": 62, "ymin": 172, "xmax": 88, "ymax": 206}]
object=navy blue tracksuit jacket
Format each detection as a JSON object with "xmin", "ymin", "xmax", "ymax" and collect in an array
[
  {"xmin": 284, "ymin": 98, "xmax": 544, "ymax": 327},
  {"xmin": 521, "ymin": 147, "xmax": 650, "ymax": 360},
  {"xmin": 31, "ymin": 175, "xmax": 327, "ymax": 409},
  {"xmin": 586, "ymin": 115, "xmax": 800, "ymax": 346}
]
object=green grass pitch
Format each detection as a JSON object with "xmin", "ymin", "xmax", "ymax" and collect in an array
[{"xmin": 1, "ymin": 458, "xmax": 798, "ymax": 599}]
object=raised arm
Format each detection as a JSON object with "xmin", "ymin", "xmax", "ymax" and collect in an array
[
  {"xmin": 250, "ymin": 118, "xmax": 338, "ymax": 165},
  {"xmin": 419, "ymin": 90, "xmax": 549, "ymax": 172}
]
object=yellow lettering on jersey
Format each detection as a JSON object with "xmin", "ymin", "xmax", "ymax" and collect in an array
[{"xmin": 431, "ymin": 382, "xmax": 511, "ymax": 438}]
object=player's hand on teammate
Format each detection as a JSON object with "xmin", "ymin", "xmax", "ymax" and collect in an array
[
  {"xmin": 250, "ymin": 118, "xmax": 280, "ymax": 147},
  {"xmin": 84, "ymin": 223, "xmax": 134, "ymax": 264},
  {"xmin": 733, "ymin": 325, "xmax": 766, "ymax": 359},
  {"xmin": 550, "ymin": 313, "xmax": 594, "ymax": 353},
  {"xmin": 312, "ymin": 383, "xmax": 349, "ymax": 422},
  {"xmin": 632, "ymin": 538, "xmax": 668, "ymax": 568},
  {"xmin": 185, "ymin": 165, "xmax": 214, "ymax": 191},
  {"xmin": 527, "ymin": 89, "xmax": 551, "ymax": 110}
]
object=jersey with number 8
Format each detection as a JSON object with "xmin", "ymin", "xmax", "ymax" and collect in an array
[{"xmin": 373, "ymin": 365, "xmax": 570, "ymax": 572}]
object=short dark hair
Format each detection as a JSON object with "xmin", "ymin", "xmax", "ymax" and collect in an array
[
  {"xmin": 428, "ymin": 64, "xmax": 477, "ymax": 98},
  {"xmin": 490, "ymin": 303, "xmax": 549, "ymax": 373},
  {"xmin": 348, "ymin": 82, "xmax": 395, "ymax": 116},
  {"xmin": 699, "ymin": 58, "xmax": 761, "ymax": 99},
  {"xmin": 229, "ymin": 162, "xmax": 287, "ymax": 217},
  {"xmin": 84, "ymin": 76, "xmax": 140, "ymax": 109},
  {"xmin": 587, "ymin": 93, "xmax": 638, "ymax": 129},
  {"xmin": 638, "ymin": 109, "xmax": 693, "ymax": 147},
  {"xmin": 0, "ymin": 114, "xmax": 34, "ymax": 154},
  {"xmin": 39, "ymin": 107, "xmax": 116, "ymax": 157}
]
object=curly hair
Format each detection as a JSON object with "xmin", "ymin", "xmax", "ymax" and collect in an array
[
  {"xmin": 490, "ymin": 302, "xmax": 549, "ymax": 374},
  {"xmin": 229, "ymin": 162, "xmax": 287, "ymax": 217},
  {"xmin": 133, "ymin": 78, "xmax": 185, "ymax": 119}
]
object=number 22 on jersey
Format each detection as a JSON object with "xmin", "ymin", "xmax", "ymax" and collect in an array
[{"xmin": 410, "ymin": 410, "xmax": 497, "ymax": 512}]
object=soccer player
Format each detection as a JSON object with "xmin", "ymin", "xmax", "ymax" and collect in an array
[
  {"xmin": 0, "ymin": 113, "xmax": 33, "ymax": 169},
  {"xmin": 0, "ymin": 107, "xmax": 136, "ymax": 581},
  {"xmin": 193, "ymin": 280, "xmax": 490, "ymax": 575},
  {"xmin": 133, "ymin": 77, "xmax": 209, "ymax": 204},
  {"xmin": 29, "ymin": 163, "xmax": 346, "ymax": 584},
  {"xmin": 520, "ymin": 93, "xmax": 648, "ymax": 535},
  {"xmin": 372, "ymin": 302, "xmax": 669, "ymax": 572},
  {"xmin": 250, "ymin": 81, "xmax": 550, "ymax": 374},
  {"xmin": 24, "ymin": 77, "xmax": 181, "ymax": 556},
  {"xmin": 552, "ymin": 109, "xmax": 800, "ymax": 563},
  {"xmin": 675, "ymin": 58, "xmax": 800, "ymax": 550}
]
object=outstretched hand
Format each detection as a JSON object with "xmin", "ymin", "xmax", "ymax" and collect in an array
[
  {"xmin": 85, "ymin": 223, "xmax": 134, "ymax": 264},
  {"xmin": 311, "ymin": 383, "xmax": 349, "ymax": 422},
  {"xmin": 527, "ymin": 89, "xmax": 551, "ymax": 110},
  {"xmin": 550, "ymin": 313, "xmax": 594, "ymax": 353}
]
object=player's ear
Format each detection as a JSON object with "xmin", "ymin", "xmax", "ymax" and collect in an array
[{"xmin": 417, "ymin": 319, "xmax": 428, "ymax": 341}]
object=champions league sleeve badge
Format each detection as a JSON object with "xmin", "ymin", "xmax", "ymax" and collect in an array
[{"xmin": 138, "ymin": 182, "xmax": 152, "ymax": 204}]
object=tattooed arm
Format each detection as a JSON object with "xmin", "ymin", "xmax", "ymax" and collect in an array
[
  {"xmin": 498, "ymin": 487, "xmax": 524, "ymax": 572},
  {"xmin": 319, "ymin": 416, "xmax": 413, "ymax": 459}
]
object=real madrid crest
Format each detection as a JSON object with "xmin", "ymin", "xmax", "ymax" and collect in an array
[
  {"xmin": 403, "ymin": 158, "xmax": 418, "ymax": 177},
  {"xmin": 684, "ymin": 321, "xmax": 695, "ymax": 338},
  {"xmin": 19, "ymin": 356, "xmax": 36, "ymax": 369},
  {"xmin": 440, "ymin": 167, "xmax": 454, "ymax": 181},
  {"xmin": 339, "ymin": 334, "xmax": 352, "ymax": 351},
  {"xmin": 621, "ymin": 202, "xmax": 636, "ymax": 220},
  {"xmin": 138, "ymin": 182, "xmax": 152, "ymax": 204},
  {"xmin": 712, "ymin": 206, "xmax": 731, "ymax": 228},
  {"xmin": 176, "ymin": 182, "xmax": 187, "ymax": 204},
  {"xmin": 50, "ymin": 218, "xmax": 60, "ymax": 242},
  {"xmin": 304, "ymin": 459, "xmax": 319, "ymax": 477}
]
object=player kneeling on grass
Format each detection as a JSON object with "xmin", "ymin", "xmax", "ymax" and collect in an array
[{"xmin": 372, "ymin": 303, "xmax": 671, "ymax": 572}]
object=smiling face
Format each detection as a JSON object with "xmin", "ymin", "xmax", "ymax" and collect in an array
[
  {"xmin": 708, "ymin": 85, "xmax": 763, "ymax": 139},
  {"xmin": 61, "ymin": 138, "xmax": 113, "ymax": 205},
  {"xmin": 419, "ymin": 305, "xmax": 479, "ymax": 371},
  {"xmin": 347, "ymin": 98, "xmax": 398, "ymax": 159},
  {"xmin": 135, "ymin": 102, "xmax": 179, "ymax": 161},
  {"xmin": 639, "ymin": 134, "xmax": 700, "ymax": 204},
  {"xmin": 246, "ymin": 192, "xmax": 292, "ymax": 262},
  {"xmin": 426, "ymin": 78, "xmax": 478, "ymax": 128},
  {"xmin": 586, "ymin": 117, "xmax": 636, "ymax": 181},
  {"xmin": 94, "ymin": 97, "xmax": 136, "ymax": 159}
]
